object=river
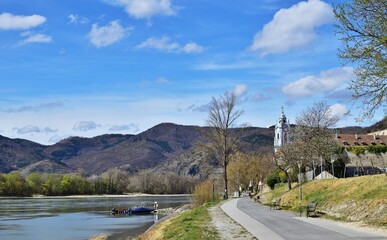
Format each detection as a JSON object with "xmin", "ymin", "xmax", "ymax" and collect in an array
[{"xmin": 0, "ymin": 195, "xmax": 191, "ymax": 240}]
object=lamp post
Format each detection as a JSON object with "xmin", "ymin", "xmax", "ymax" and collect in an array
[
  {"xmin": 330, "ymin": 156, "xmax": 335, "ymax": 178},
  {"xmin": 297, "ymin": 160, "xmax": 302, "ymax": 217},
  {"xmin": 212, "ymin": 179, "xmax": 215, "ymax": 202}
]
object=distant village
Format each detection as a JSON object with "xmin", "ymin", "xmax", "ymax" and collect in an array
[{"xmin": 273, "ymin": 108, "xmax": 387, "ymax": 180}]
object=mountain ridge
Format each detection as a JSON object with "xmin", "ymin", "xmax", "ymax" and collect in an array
[{"xmin": 0, "ymin": 119, "xmax": 385, "ymax": 176}]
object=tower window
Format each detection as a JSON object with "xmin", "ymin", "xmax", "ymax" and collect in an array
[{"xmin": 277, "ymin": 133, "xmax": 279, "ymax": 140}]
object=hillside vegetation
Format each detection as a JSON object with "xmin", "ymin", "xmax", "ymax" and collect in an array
[
  {"xmin": 0, "ymin": 123, "xmax": 273, "ymax": 176},
  {"xmin": 264, "ymin": 174, "xmax": 387, "ymax": 226}
]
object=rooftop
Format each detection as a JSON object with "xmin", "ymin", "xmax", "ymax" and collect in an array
[{"xmin": 335, "ymin": 134, "xmax": 387, "ymax": 147}]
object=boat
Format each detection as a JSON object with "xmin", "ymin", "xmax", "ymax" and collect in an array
[
  {"xmin": 111, "ymin": 202, "xmax": 158, "ymax": 215},
  {"xmin": 111, "ymin": 207, "xmax": 131, "ymax": 215},
  {"xmin": 130, "ymin": 206, "xmax": 155, "ymax": 214}
]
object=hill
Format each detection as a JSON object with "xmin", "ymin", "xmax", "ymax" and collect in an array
[
  {"xmin": 264, "ymin": 174, "xmax": 387, "ymax": 226},
  {"xmin": 0, "ymin": 123, "xmax": 274, "ymax": 176},
  {"xmin": 363, "ymin": 117, "xmax": 387, "ymax": 134},
  {"xmin": 0, "ymin": 135, "xmax": 45, "ymax": 173},
  {"xmin": 0, "ymin": 119, "xmax": 386, "ymax": 177}
]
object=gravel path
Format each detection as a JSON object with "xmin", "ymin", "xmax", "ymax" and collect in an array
[{"xmin": 208, "ymin": 204, "xmax": 257, "ymax": 240}]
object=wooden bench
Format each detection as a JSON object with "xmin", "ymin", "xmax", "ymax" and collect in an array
[
  {"xmin": 270, "ymin": 198, "xmax": 281, "ymax": 210},
  {"xmin": 306, "ymin": 202, "xmax": 318, "ymax": 218}
]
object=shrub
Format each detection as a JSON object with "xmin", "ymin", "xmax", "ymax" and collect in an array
[
  {"xmin": 193, "ymin": 180, "xmax": 213, "ymax": 206},
  {"xmin": 266, "ymin": 170, "xmax": 281, "ymax": 190}
]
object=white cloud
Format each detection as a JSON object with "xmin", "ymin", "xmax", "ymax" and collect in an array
[
  {"xmin": 68, "ymin": 14, "xmax": 89, "ymax": 24},
  {"xmin": 108, "ymin": 123, "xmax": 139, "ymax": 132},
  {"xmin": 15, "ymin": 125, "xmax": 40, "ymax": 134},
  {"xmin": 13, "ymin": 125, "xmax": 57, "ymax": 134},
  {"xmin": 250, "ymin": 0, "xmax": 333, "ymax": 56},
  {"xmin": 43, "ymin": 127, "xmax": 57, "ymax": 133},
  {"xmin": 3, "ymin": 101, "xmax": 64, "ymax": 113},
  {"xmin": 105, "ymin": 0, "xmax": 176, "ymax": 19},
  {"xmin": 194, "ymin": 61, "xmax": 257, "ymax": 71},
  {"xmin": 187, "ymin": 103, "xmax": 210, "ymax": 113},
  {"xmin": 329, "ymin": 103, "xmax": 349, "ymax": 119},
  {"xmin": 88, "ymin": 21, "xmax": 127, "ymax": 48},
  {"xmin": 68, "ymin": 14, "xmax": 77, "ymax": 24},
  {"xmin": 19, "ymin": 33, "xmax": 52, "ymax": 45},
  {"xmin": 136, "ymin": 36, "xmax": 179, "ymax": 51},
  {"xmin": 73, "ymin": 121, "xmax": 100, "ymax": 131},
  {"xmin": 182, "ymin": 42, "xmax": 204, "ymax": 54},
  {"xmin": 49, "ymin": 135, "xmax": 72, "ymax": 144},
  {"xmin": 135, "ymin": 36, "xmax": 204, "ymax": 54},
  {"xmin": 233, "ymin": 84, "xmax": 248, "ymax": 97},
  {"xmin": 140, "ymin": 76, "xmax": 170, "ymax": 86},
  {"xmin": 0, "ymin": 12, "xmax": 46, "ymax": 30},
  {"xmin": 283, "ymin": 67, "xmax": 354, "ymax": 98}
]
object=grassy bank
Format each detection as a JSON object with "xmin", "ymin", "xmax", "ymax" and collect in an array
[
  {"xmin": 135, "ymin": 203, "xmax": 219, "ymax": 240},
  {"xmin": 264, "ymin": 174, "xmax": 387, "ymax": 226}
]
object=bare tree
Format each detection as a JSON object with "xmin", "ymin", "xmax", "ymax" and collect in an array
[
  {"xmin": 274, "ymin": 141, "xmax": 303, "ymax": 190},
  {"xmin": 203, "ymin": 91, "xmax": 247, "ymax": 199},
  {"xmin": 104, "ymin": 168, "xmax": 130, "ymax": 194},
  {"xmin": 294, "ymin": 101, "xmax": 339, "ymax": 178}
]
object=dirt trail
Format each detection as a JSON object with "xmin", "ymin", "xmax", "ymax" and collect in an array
[{"xmin": 208, "ymin": 204, "xmax": 257, "ymax": 240}]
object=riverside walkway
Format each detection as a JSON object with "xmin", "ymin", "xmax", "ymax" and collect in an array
[{"xmin": 221, "ymin": 198, "xmax": 387, "ymax": 240}]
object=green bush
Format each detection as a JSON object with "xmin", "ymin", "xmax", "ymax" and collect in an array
[{"xmin": 266, "ymin": 169, "xmax": 281, "ymax": 190}]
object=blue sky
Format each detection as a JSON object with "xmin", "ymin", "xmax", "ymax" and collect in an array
[{"xmin": 0, "ymin": 0, "xmax": 384, "ymax": 145}]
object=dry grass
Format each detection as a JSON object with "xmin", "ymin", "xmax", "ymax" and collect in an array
[
  {"xmin": 135, "ymin": 218, "xmax": 171, "ymax": 240},
  {"xmin": 89, "ymin": 234, "xmax": 108, "ymax": 240},
  {"xmin": 136, "ymin": 203, "xmax": 219, "ymax": 240},
  {"xmin": 264, "ymin": 174, "xmax": 387, "ymax": 226},
  {"xmin": 193, "ymin": 180, "xmax": 213, "ymax": 206}
]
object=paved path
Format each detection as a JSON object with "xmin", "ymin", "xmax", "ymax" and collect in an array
[{"xmin": 221, "ymin": 198, "xmax": 387, "ymax": 240}]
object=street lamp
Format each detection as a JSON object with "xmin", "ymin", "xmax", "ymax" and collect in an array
[
  {"xmin": 330, "ymin": 156, "xmax": 335, "ymax": 178},
  {"xmin": 297, "ymin": 160, "xmax": 302, "ymax": 217},
  {"xmin": 212, "ymin": 178, "xmax": 215, "ymax": 202}
]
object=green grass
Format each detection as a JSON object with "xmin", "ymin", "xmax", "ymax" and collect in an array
[
  {"xmin": 136, "ymin": 202, "xmax": 220, "ymax": 240},
  {"xmin": 161, "ymin": 203, "xmax": 219, "ymax": 240},
  {"xmin": 263, "ymin": 174, "xmax": 387, "ymax": 226}
]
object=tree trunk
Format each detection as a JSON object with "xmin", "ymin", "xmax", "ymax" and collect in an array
[
  {"xmin": 224, "ymin": 157, "xmax": 228, "ymax": 199},
  {"xmin": 287, "ymin": 174, "xmax": 292, "ymax": 190}
]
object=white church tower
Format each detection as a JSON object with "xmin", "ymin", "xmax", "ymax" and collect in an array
[{"xmin": 274, "ymin": 107, "xmax": 291, "ymax": 152}]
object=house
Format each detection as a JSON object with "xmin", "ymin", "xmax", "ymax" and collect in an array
[{"xmin": 334, "ymin": 133, "xmax": 387, "ymax": 177}]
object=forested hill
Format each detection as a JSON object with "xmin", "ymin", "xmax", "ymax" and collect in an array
[
  {"xmin": 0, "ymin": 123, "xmax": 274, "ymax": 176},
  {"xmin": 0, "ymin": 118, "xmax": 385, "ymax": 176}
]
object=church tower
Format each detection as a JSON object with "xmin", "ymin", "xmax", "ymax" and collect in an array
[{"xmin": 274, "ymin": 107, "xmax": 290, "ymax": 152}]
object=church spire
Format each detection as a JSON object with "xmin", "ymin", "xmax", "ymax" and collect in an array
[{"xmin": 274, "ymin": 106, "xmax": 290, "ymax": 152}]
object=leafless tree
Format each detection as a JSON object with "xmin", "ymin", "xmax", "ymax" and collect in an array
[
  {"xmin": 294, "ymin": 101, "xmax": 339, "ymax": 178},
  {"xmin": 203, "ymin": 91, "xmax": 248, "ymax": 199},
  {"xmin": 274, "ymin": 141, "xmax": 303, "ymax": 190}
]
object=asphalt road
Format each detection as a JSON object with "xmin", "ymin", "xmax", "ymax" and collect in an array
[{"xmin": 221, "ymin": 198, "xmax": 387, "ymax": 240}]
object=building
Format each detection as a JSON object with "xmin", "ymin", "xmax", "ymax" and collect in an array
[
  {"xmin": 335, "ymin": 133, "xmax": 387, "ymax": 177},
  {"xmin": 274, "ymin": 107, "xmax": 291, "ymax": 152}
]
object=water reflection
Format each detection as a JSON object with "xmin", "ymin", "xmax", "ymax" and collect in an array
[{"xmin": 0, "ymin": 195, "xmax": 191, "ymax": 240}]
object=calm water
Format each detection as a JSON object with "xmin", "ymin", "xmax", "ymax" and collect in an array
[{"xmin": 0, "ymin": 195, "xmax": 191, "ymax": 240}]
